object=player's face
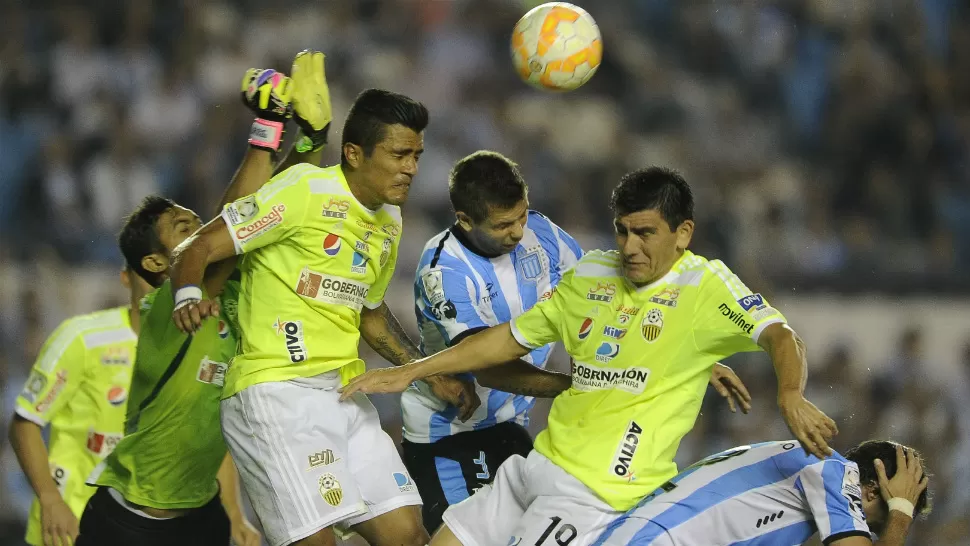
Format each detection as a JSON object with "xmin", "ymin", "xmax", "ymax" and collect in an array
[
  {"xmin": 861, "ymin": 484, "xmax": 889, "ymax": 535},
  {"xmin": 463, "ymin": 199, "xmax": 529, "ymax": 257},
  {"xmin": 157, "ymin": 205, "xmax": 204, "ymax": 255},
  {"xmin": 614, "ymin": 208, "xmax": 693, "ymax": 286},
  {"xmin": 357, "ymin": 124, "xmax": 424, "ymax": 207}
]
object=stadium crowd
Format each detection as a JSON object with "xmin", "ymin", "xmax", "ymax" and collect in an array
[{"xmin": 0, "ymin": 0, "xmax": 968, "ymax": 544}]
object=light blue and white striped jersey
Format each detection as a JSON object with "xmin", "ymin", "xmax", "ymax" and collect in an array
[
  {"xmin": 402, "ymin": 211, "xmax": 583, "ymax": 443},
  {"xmin": 593, "ymin": 441, "xmax": 871, "ymax": 546}
]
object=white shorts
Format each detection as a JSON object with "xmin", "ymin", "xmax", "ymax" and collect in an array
[
  {"xmin": 221, "ymin": 373, "xmax": 422, "ymax": 546},
  {"xmin": 442, "ymin": 451, "xmax": 622, "ymax": 546}
]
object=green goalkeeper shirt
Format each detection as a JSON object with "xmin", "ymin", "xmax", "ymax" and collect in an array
[{"xmin": 88, "ymin": 278, "xmax": 240, "ymax": 509}]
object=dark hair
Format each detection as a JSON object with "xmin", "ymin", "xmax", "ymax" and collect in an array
[
  {"xmin": 610, "ymin": 167, "xmax": 694, "ymax": 230},
  {"xmin": 341, "ymin": 88, "xmax": 429, "ymax": 165},
  {"xmin": 118, "ymin": 195, "xmax": 176, "ymax": 288},
  {"xmin": 448, "ymin": 151, "xmax": 528, "ymax": 223},
  {"xmin": 845, "ymin": 440, "xmax": 932, "ymax": 518}
]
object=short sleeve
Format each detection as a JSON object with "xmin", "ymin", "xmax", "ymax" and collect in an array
[
  {"xmin": 364, "ymin": 229, "xmax": 400, "ymax": 310},
  {"xmin": 416, "ymin": 256, "xmax": 491, "ymax": 346},
  {"xmin": 221, "ymin": 165, "xmax": 311, "ymax": 254},
  {"xmin": 797, "ymin": 460, "xmax": 871, "ymax": 544},
  {"xmin": 692, "ymin": 260, "xmax": 786, "ymax": 354},
  {"xmin": 510, "ymin": 270, "xmax": 571, "ymax": 349},
  {"xmin": 15, "ymin": 320, "xmax": 89, "ymax": 426}
]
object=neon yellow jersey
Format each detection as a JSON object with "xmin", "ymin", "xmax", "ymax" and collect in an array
[
  {"xmin": 14, "ymin": 307, "xmax": 136, "ymax": 546},
  {"xmin": 510, "ymin": 250, "xmax": 786, "ymax": 511},
  {"xmin": 220, "ymin": 164, "xmax": 402, "ymax": 397}
]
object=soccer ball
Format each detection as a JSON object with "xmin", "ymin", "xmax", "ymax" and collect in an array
[{"xmin": 511, "ymin": 2, "xmax": 603, "ymax": 91}]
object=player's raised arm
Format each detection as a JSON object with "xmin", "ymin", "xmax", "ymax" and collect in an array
[{"xmin": 758, "ymin": 322, "xmax": 838, "ymax": 458}]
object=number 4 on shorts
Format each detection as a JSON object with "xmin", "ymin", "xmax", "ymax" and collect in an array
[{"xmin": 535, "ymin": 516, "xmax": 577, "ymax": 546}]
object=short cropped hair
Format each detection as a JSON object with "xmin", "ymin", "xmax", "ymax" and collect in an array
[
  {"xmin": 845, "ymin": 440, "xmax": 932, "ymax": 518},
  {"xmin": 610, "ymin": 167, "xmax": 694, "ymax": 230},
  {"xmin": 341, "ymin": 89, "xmax": 429, "ymax": 165},
  {"xmin": 118, "ymin": 195, "xmax": 176, "ymax": 288},
  {"xmin": 448, "ymin": 151, "xmax": 528, "ymax": 223}
]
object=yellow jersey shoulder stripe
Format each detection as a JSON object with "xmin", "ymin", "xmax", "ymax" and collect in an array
[
  {"xmin": 36, "ymin": 308, "xmax": 126, "ymax": 373},
  {"xmin": 704, "ymin": 259, "xmax": 753, "ymax": 300}
]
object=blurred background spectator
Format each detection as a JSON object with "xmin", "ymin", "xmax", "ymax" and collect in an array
[{"xmin": 1, "ymin": 0, "xmax": 968, "ymax": 544}]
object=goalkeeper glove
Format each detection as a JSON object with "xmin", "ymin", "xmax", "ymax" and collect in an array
[
  {"xmin": 240, "ymin": 68, "xmax": 294, "ymax": 152},
  {"xmin": 290, "ymin": 50, "xmax": 333, "ymax": 153}
]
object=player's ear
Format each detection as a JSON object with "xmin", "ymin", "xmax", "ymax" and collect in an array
[
  {"xmin": 455, "ymin": 210, "xmax": 475, "ymax": 231},
  {"xmin": 141, "ymin": 253, "xmax": 169, "ymax": 276},
  {"xmin": 343, "ymin": 143, "xmax": 363, "ymax": 169},
  {"xmin": 675, "ymin": 219, "xmax": 694, "ymax": 251}
]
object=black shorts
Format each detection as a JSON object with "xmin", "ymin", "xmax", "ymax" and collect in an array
[
  {"xmin": 402, "ymin": 421, "xmax": 534, "ymax": 534},
  {"xmin": 75, "ymin": 487, "xmax": 230, "ymax": 546}
]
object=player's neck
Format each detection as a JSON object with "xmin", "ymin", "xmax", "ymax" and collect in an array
[
  {"xmin": 450, "ymin": 224, "xmax": 501, "ymax": 259},
  {"xmin": 344, "ymin": 172, "xmax": 383, "ymax": 211}
]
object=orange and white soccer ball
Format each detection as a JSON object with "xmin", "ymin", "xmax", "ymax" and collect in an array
[{"xmin": 511, "ymin": 2, "xmax": 603, "ymax": 91}]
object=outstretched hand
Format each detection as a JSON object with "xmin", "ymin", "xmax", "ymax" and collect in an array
[
  {"xmin": 778, "ymin": 392, "xmax": 838, "ymax": 459},
  {"xmin": 709, "ymin": 363, "xmax": 752, "ymax": 414},
  {"xmin": 339, "ymin": 366, "xmax": 415, "ymax": 401}
]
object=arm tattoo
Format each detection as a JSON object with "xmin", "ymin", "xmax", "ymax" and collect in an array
[{"xmin": 366, "ymin": 304, "xmax": 423, "ymax": 367}]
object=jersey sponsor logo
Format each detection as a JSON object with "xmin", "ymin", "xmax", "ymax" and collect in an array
[
  {"xmin": 539, "ymin": 288, "xmax": 555, "ymax": 302},
  {"xmin": 611, "ymin": 420, "xmax": 643, "ymax": 480},
  {"xmin": 50, "ymin": 463, "xmax": 69, "ymax": 496},
  {"xmin": 842, "ymin": 465, "xmax": 866, "ymax": 520},
  {"xmin": 381, "ymin": 222, "xmax": 401, "ymax": 237},
  {"xmin": 86, "ymin": 430, "xmax": 123, "ymax": 457},
  {"xmin": 354, "ymin": 240, "xmax": 368, "ymax": 252},
  {"xmin": 322, "ymin": 197, "xmax": 350, "ymax": 219},
  {"xmin": 570, "ymin": 362, "xmax": 650, "ymax": 394},
  {"xmin": 430, "ymin": 300, "xmax": 457, "ymax": 321},
  {"xmin": 393, "ymin": 471, "xmax": 418, "ymax": 493},
  {"xmin": 718, "ymin": 303, "xmax": 754, "ymax": 334},
  {"xmin": 578, "ymin": 318, "xmax": 594, "ymax": 340},
  {"xmin": 236, "ymin": 204, "xmax": 286, "ymax": 241},
  {"xmin": 479, "ymin": 282, "xmax": 500, "ymax": 305},
  {"xmin": 586, "ymin": 282, "xmax": 616, "ymax": 303},
  {"xmin": 362, "ymin": 231, "xmax": 372, "ymax": 241},
  {"xmin": 421, "ymin": 270, "xmax": 446, "ymax": 305},
  {"xmin": 323, "ymin": 233, "xmax": 342, "ymax": 256},
  {"xmin": 274, "ymin": 319, "xmax": 308, "ymax": 363},
  {"xmin": 595, "ymin": 342, "xmax": 620, "ymax": 362},
  {"xmin": 225, "ymin": 195, "xmax": 259, "ymax": 225},
  {"xmin": 319, "ymin": 473, "xmax": 343, "ymax": 506},
  {"xmin": 35, "ymin": 370, "xmax": 68, "ymax": 413},
  {"xmin": 100, "ymin": 347, "xmax": 132, "ymax": 366},
  {"xmin": 379, "ymin": 237, "xmax": 392, "ymax": 267},
  {"xmin": 307, "ymin": 449, "xmax": 339, "ymax": 470},
  {"xmin": 197, "ymin": 357, "xmax": 228, "ymax": 386},
  {"xmin": 296, "ymin": 268, "xmax": 370, "ymax": 311},
  {"xmin": 356, "ymin": 219, "xmax": 379, "ymax": 232},
  {"xmin": 519, "ymin": 251, "xmax": 543, "ymax": 282},
  {"xmin": 222, "ymin": 298, "xmax": 239, "ymax": 325},
  {"xmin": 351, "ymin": 251, "xmax": 369, "ymax": 274},
  {"xmin": 217, "ymin": 320, "xmax": 230, "ymax": 339},
  {"xmin": 640, "ymin": 309, "xmax": 664, "ymax": 342},
  {"xmin": 649, "ymin": 287, "xmax": 680, "ymax": 308},
  {"xmin": 737, "ymin": 293, "xmax": 780, "ymax": 322},
  {"xmin": 20, "ymin": 370, "xmax": 48, "ymax": 404},
  {"xmin": 602, "ymin": 325, "xmax": 627, "ymax": 339},
  {"xmin": 737, "ymin": 293, "xmax": 765, "ymax": 311},
  {"xmin": 107, "ymin": 386, "xmax": 127, "ymax": 406}
]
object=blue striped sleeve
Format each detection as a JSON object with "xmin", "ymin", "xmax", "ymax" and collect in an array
[
  {"xmin": 556, "ymin": 225, "xmax": 583, "ymax": 270},
  {"xmin": 797, "ymin": 459, "xmax": 871, "ymax": 543},
  {"xmin": 416, "ymin": 252, "xmax": 488, "ymax": 346}
]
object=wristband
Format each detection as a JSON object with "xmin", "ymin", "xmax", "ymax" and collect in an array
[
  {"xmin": 174, "ymin": 285, "xmax": 203, "ymax": 310},
  {"xmin": 295, "ymin": 125, "xmax": 329, "ymax": 153},
  {"xmin": 249, "ymin": 118, "xmax": 285, "ymax": 151},
  {"xmin": 887, "ymin": 497, "xmax": 915, "ymax": 518}
]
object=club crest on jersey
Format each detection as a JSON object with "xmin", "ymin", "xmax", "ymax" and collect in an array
[
  {"xmin": 519, "ymin": 251, "xmax": 543, "ymax": 282},
  {"xmin": 641, "ymin": 309, "xmax": 664, "ymax": 343},
  {"xmin": 274, "ymin": 319, "xmax": 308, "ymax": 363},
  {"xmin": 587, "ymin": 282, "xmax": 616, "ymax": 303},
  {"xmin": 379, "ymin": 237, "xmax": 392, "ymax": 267},
  {"xmin": 381, "ymin": 222, "xmax": 401, "ymax": 237},
  {"xmin": 107, "ymin": 386, "xmax": 127, "ymax": 406},
  {"xmin": 649, "ymin": 287, "xmax": 680, "ymax": 308},
  {"xmin": 323, "ymin": 233, "xmax": 342, "ymax": 257},
  {"xmin": 322, "ymin": 197, "xmax": 350, "ymax": 219},
  {"xmin": 217, "ymin": 320, "xmax": 230, "ymax": 339},
  {"xmin": 351, "ymin": 251, "xmax": 369, "ymax": 274},
  {"xmin": 319, "ymin": 473, "xmax": 343, "ymax": 506},
  {"xmin": 602, "ymin": 325, "xmax": 627, "ymax": 339},
  {"xmin": 595, "ymin": 342, "xmax": 620, "ymax": 362},
  {"xmin": 578, "ymin": 318, "xmax": 594, "ymax": 340}
]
